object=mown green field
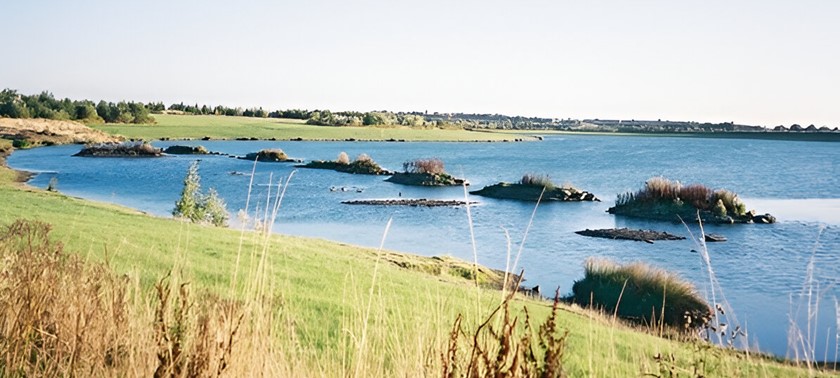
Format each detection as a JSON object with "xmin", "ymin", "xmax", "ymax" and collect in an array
[
  {"xmin": 90, "ymin": 114, "xmax": 523, "ymax": 142},
  {"xmin": 0, "ymin": 140, "xmax": 827, "ymax": 376}
]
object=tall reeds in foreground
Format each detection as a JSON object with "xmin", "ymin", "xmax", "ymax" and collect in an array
[{"xmin": 786, "ymin": 226, "xmax": 830, "ymax": 371}]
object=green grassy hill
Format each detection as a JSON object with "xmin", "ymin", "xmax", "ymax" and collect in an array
[{"xmin": 91, "ymin": 114, "xmax": 523, "ymax": 142}]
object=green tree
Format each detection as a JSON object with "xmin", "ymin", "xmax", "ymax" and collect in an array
[
  {"xmin": 173, "ymin": 161, "xmax": 204, "ymax": 222},
  {"xmin": 173, "ymin": 161, "xmax": 228, "ymax": 227},
  {"xmin": 202, "ymin": 188, "xmax": 229, "ymax": 227}
]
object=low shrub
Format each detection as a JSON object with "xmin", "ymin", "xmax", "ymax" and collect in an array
[
  {"xmin": 520, "ymin": 173, "xmax": 556, "ymax": 190},
  {"xmin": 244, "ymin": 149, "xmax": 289, "ymax": 162},
  {"xmin": 402, "ymin": 158, "xmax": 445, "ymax": 175},
  {"xmin": 571, "ymin": 258, "xmax": 709, "ymax": 328},
  {"xmin": 337, "ymin": 151, "xmax": 350, "ymax": 165}
]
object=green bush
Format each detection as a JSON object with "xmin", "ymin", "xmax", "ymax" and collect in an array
[
  {"xmin": 571, "ymin": 258, "xmax": 709, "ymax": 328},
  {"xmin": 12, "ymin": 139, "xmax": 30, "ymax": 149},
  {"xmin": 173, "ymin": 161, "xmax": 228, "ymax": 227}
]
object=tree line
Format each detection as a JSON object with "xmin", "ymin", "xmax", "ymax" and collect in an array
[{"xmin": 0, "ymin": 89, "xmax": 153, "ymax": 124}]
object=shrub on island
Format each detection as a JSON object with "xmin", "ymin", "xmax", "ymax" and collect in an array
[
  {"xmin": 73, "ymin": 141, "xmax": 162, "ymax": 157},
  {"xmin": 385, "ymin": 158, "xmax": 467, "ymax": 186},
  {"xmin": 299, "ymin": 152, "xmax": 392, "ymax": 175},
  {"xmin": 471, "ymin": 174, "xmax": 599, "ymax": 201},
  {"xmin": 240, "ymin": 148, "xmax": 297, "ymax": 162},
  {"xmin": 608, "ymin": 177, "xmax": 775, "ymax": 224},
  {"xmin": 571, "ymin": 258, "xmax": 710, "ymax": 328}
]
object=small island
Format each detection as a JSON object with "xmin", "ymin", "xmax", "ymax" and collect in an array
[
  {"xmin": 74, "ymin": 141, "xmax": 162, "ymax": 157},
  {"xmin": 298, "ymin": 152, "xmax": 392, "ymax": 175},
  {"xmin": 385, "ymin": 158, "xmax": 467, "ymax": 186},
  {"xmin": 470, "ymin": 174, "xmax": 599, "ymax": 202},
  {"xmin": 239, "ymin": 148, "xmax": 300, "ymax": 162},
  {"xmin": 607, "ymin": 177, "xmax": 776, "ymax": 224},
  {"xmin": 163, "ymin": 145, "xmax": 209, "ymax": 155},
  {"xmin": 342, "ymin": 199, "xmax": 476, "ymax": 207},
  {"xmin": 385, "ymin": 158, "xmax": 469, "ymax": 186},
  {"xmin": 575, "ymin": 228, "xmax": 685, "ymax": 243}
]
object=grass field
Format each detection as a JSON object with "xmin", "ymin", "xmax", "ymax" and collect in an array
[
  {"xmin": 90, "ymin": 114, "xmax": 524, "ymax": 142},
  {"xmin": 1, "ymin": 142, "xmax": 832, "ymax": 376}
]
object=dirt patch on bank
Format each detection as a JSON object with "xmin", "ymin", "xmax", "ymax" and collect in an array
[{"xmin": 0, "ymin": 118, "xmax": 122, "ymax": 146}]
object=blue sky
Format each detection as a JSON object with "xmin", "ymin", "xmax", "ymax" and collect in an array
[{"xmin": 1, "ymin": 0, "xmax": 838, "ymax": 127}]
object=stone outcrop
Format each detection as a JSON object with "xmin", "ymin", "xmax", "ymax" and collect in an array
[
  {"xmin": 470, "ymin": 182, "xmax": 599, "ymax": 202},
  {"xmin": 575, "ymin": 228, "xmax": 685, "ymax": 243},
  {"xmin": 385, "ymin": 172, "xmax": 467, "ymax": 186},
  {"xmin": 342, "ymin": 198, "xmax": 476, "ymax": 207}
]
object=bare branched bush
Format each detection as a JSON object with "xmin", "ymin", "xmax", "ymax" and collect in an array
[
  {"xmin": 337, "ymin": 151, "xmax": 350, "ymax": 165},
  {"xmin": 441, "ymin": 289, "xmax": 569, "ymax": 377},
  {"xmin": 403, "ymin": 158, "xmax": 446, "ymax": 175},
  {"xmin": 354, "ymin": 153, "xmax": 371, "ymax": 163}
]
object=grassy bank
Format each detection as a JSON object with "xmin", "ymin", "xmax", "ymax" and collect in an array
[
  {"xmin": 0, "ymin": 147, "xmax": 829, "ymax": 376},
  {"xmin": 91, "ymin": 114, "xmax": 523, "ymax": 142}
]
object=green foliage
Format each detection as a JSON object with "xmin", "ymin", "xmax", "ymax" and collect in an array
[
  {"xmin": 201, "ymin": 188, "xmax": 228, "ymax": 227},
  {"xmin": 571, "ymin": 258, "xmax": 710, "ymax": 328},
  {"xmin": 173, "ymin": 161, "xmax": 204, "ymax": 222},
  {"xmin": 172, "ymin": 161, "xmax": 228, "ymax": 226},
  {"xmin": 712, "ymin": 199, "xmax": 727, "ymax": 218},
  {"xmin": 0, "ymin": 89, "xmax": 151, "ymax": 124},
  {"xmin": 11, "ymin": 139, "xmax": 30, "ymax": 149}
]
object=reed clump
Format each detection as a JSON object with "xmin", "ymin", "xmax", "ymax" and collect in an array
[
  {"xmin": 610, "ymin": 177, "xmax": 762, "ymax": 223},
  {"xmin": 0, "ymin": 219, "xmax": 248, "ymax": 376},
  {"xmin": 570, "ymin": 258, "xmax": 710, "ymax": 328},
  {"xmin": 520, "ymin": 173, "xmax": 556, "ymax": 190}
]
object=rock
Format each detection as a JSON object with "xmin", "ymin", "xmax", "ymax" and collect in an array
[
  {"xmin": 704, "ymin": 234, "xmax": 727, "ymax": 242},
  {"xmin": 163, "ymin": 145, "xmax": 209, "ymax": 155},
  {"xmin": 575, "ymin": 228, "xmax": 685, "ymax": 242},
  {"xmin": 342, "ymin": 198, "xmax": 477, "ymax": 207},
  {"xmin": 752, "ymin": 213, "xmax": 776, "ymax": 224}
]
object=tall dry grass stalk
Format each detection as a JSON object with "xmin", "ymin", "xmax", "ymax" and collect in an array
[
  {"xmin": 680, "ymin": 214, "xmax": 746, "ymax": 350},
  {"xmin": 787, "ymin": 226, "xmax": 826, "ymax": 371}
]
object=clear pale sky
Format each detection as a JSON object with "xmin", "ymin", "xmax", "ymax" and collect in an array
[{"xmin": 2, "ymin": 0, "xmax": 838, "ymax": 127}]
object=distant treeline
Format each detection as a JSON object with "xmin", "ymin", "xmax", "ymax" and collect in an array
[
  {"xmin": 2, "ymin": 89, "xmax": 836, "ymax": 132},
  {"xmin": 0, "ymin": 89, "xmax": 153, "ymax": 124}
]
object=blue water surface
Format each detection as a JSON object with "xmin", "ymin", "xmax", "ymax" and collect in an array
[{"xmin": 7, "ymin": 134, "xmax": 840, "ymax": 359}]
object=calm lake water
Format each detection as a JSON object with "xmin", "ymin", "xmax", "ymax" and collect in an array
[{"xmin": 8, "ymin": 135, "xmax": 840, "ymax": 359}]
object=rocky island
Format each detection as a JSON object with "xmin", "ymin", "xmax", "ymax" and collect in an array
[
  {"xmin": 607, "ymin": 177, "xmax": 776, "ymax": 224},
  {"xmin": 385, "ymin": 158, "xmax": 467, "ymax": 186},
  {"xmin": 470, "ymin": 174, "xmax": 599, "ymax": 202},
  {"xmin": 239, "ymin": 148, "xmax": 300, "ymax": 162},
  {"xmin": 575, "ymin": 228, "xmax": 685, "ymax": 243},
  {"xmin": 298, "ymin": 152, "xmax": 392, "ymax": 175},
  {"xmin": 74, "ymin": 141, "xmax": 163, "ymax": 157},
  {"xmin": 163, "ymin": 145, "xmax": 210, "ymax": 155},
  {"xmin": 342, "ymin": 198, "xmax": 476, "ymax": 207}
]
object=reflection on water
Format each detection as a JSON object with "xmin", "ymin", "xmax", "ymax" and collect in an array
[{"xmin": 7, "ymin": 135, "xmax": 840, "ymax": 359}]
